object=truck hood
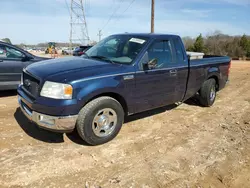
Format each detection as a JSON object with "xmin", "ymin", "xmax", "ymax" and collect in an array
[
  {"xmin": 26, "ymin": 57, "xmax": 127, "ymax": 83},
  {"xmin": 34, "ymin": 56, "xmax": 51, "ymax": 61}
]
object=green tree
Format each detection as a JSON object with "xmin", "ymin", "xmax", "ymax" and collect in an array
[
  {"xmin": 239, "ymin": 34, "xmax": 250, "ymax": 57},
  {"xmin": 186, "ymin": 45, "xmax": 194, "ymax": 51},
  {"xmin": 183, "ymin": 32, "xmax": 250, "ymax": 58},
  {"xmin": 247, "ymin": 40, "xmax": 250, "ymax": 57},
  {"xmin": 1, "ymin": 38, "xmax": 12, "ymax": 44},
  {"xmin": 240, "ymin": 34, "xmax": 248, "ymax": 50},
  {"xmin": 182, "ymin": 36, "xmax": 195, "ymax": 49},
  {"xmin": 193, "ymin": 34, "xmax": 205, "ymax": 52}
]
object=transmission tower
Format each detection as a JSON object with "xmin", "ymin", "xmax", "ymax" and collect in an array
[{"xmin": 69, "ymin": 0, "xmax": 89, "ymax": 51}]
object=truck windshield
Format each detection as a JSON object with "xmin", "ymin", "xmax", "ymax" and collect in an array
[{"xmin": 84, "ymin": 35, "xmax": 148, "ymax": 64}]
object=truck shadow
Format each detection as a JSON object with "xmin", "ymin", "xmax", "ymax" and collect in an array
[
  {"xmin": 15, "ymin": 104, "xmax": 178, "ymax": 146},
  {"xmin": 184, "ymin": 96, "xmax": 202, "ymax": 107},
  {"xmin": 66, "ymin": 104, "xmax": 178, "ymax": 145},
  {"xmin": 66, "ymin": 130, "xmax": 92, "ymax": 146},
  {"xmin": 0, "ymin": 90, "xmax": 17, "ymax": 97},
  {"xmin": 14, "ymin": 108, "xmax": 64, "ymax": 143},
  {"xmin": 124, "ymin": 103, "xmax": 177, "ymax": 123}
]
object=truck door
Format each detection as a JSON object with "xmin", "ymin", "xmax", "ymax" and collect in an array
[
  {"xmin": 172, "ymin": 37, "xmax": 189, "ymax": 102},
  {"xmin": 134, "ymin": 39, "xmax": 178, "ymax": 112},
  {"xmin": 0, "ymin": 44, "xmax": 25, "ymax": 89}
]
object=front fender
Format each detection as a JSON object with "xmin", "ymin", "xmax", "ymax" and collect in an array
[{"xmin": 72, "ymin": 76, "xmax": 132, "ymax": 112}]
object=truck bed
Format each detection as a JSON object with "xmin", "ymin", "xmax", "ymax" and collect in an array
[
  {"xmin": 183, "ymin": 55, "xmax": 231, "ymax": 101},
  {"xmin": 189, "ymin": 55, "xmax": 230, "ymax": 66}
]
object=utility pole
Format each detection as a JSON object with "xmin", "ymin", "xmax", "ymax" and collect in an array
[
  {"xmin": 69, "ymin": 0, "xmax": 73, "ymax": 51},
  {"xmin": 70, "ymin": 0, "xmax": 89, "ymax": 52},
  {"xmin": 151, "ymin": 0, "xmax": 155, "ymax": 33},
  {"xmin": 97, "ymin": 30, "xmax": 103, "ymax": 42}
]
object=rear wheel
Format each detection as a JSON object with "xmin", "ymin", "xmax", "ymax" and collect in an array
[
  {"xmin": 199, "ymin": 78, "xmax": 217, "ymax": 107},
  {"xmin": 76, "ymin": 97, "xmax": 124, "ymax": 145}
]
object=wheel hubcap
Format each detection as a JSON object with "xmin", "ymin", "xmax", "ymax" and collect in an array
[
  {"xmin": 92, "ymin": 108, "xmax": 117, "ymax": 137},
  {"xmin": 210, "ymin": 86, "xmax": 216, "ymax": 101}
]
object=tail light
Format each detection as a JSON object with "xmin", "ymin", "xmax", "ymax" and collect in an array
[
  {"xmin": 78, "ymin": 51, "xmax": 84, "ymax": 55},
  {"xmin": 227, "ymin": 60, "xmax": 231, "ymax": 76}
]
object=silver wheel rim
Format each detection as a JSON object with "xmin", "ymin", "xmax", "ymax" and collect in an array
[
  {"xmin": 92, "ymin": 108, "xmax": 117, "ymax": 137},
  {"xmin": 210, "ymin": 86, "xmax": 216, "ymax": 101}
]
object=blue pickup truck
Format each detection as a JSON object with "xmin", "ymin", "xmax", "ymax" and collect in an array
[{"xmin": 18, "ymin": 33, "xmax": 231, "ymax": 145}]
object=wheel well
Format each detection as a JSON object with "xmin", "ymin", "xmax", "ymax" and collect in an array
[
  {"xmin": 208, "ymin": 76, "xmax": 219, "ymax": 90},
  {"xmin": 86, "ymin": 92, "xmax": 128, "ymax": 115}
]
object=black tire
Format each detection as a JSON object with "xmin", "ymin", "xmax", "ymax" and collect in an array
[
  {"xmin": 199, "ymin": 78, "xmax": 217, "ymax": 107},
  {"xmin": 76, "ymin": 96, "xmax": 124, "ymax": 145}
]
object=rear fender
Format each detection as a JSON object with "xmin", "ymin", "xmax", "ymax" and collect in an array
[{"xmin": 207, "ymin": 67, "xmax": 220, "ymax": 88}]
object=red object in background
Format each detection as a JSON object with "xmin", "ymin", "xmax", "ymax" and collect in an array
[{"xmin": 78, "ymin": 51, "xmax": 84, "ymax": 55}]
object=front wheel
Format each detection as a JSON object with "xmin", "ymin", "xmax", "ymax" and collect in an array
[
  {"xmin": 199, "ymin": 78, "xmax": 217, "ymax": 107},
  {"xmin": 76, "ymin": 97, "xmax": 124, "ymax": 145}
]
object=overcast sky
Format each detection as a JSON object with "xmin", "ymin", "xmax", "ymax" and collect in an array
[{"xmin": 0, "ymin": 0, "xmax": 249, "ymax": 44}]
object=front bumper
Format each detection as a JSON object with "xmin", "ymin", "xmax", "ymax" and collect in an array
[{"xmin": 18, "ymin": 96, "xmax": 78, "ymax": 132}]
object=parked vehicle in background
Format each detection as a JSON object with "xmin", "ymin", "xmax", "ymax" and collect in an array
[
  {"xmin": 0, "ymin": 41, "xmax": 49, "ymax": 90},
  {"xmin": 61, "ymin": 47, "xmax": 74, "ymax": 55},
  {"xmin": 18, "ymin": 33, "xmax": 231, "ymax": 145},
  {"xmin": 45, "ymin": 42, "xmax": 56, "ymax": 54},
  {"xmin": 73, "ymin": 45, "xmax": 93, "ymax": 56}
]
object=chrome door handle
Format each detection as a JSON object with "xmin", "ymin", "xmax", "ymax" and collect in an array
[
  {"xmin": 170, "ymin": 69, "xmax": 177, "ymax": 76},
  {"xmin": 170, "ymin": 69, "xmax": 177, "ymax": 73}
]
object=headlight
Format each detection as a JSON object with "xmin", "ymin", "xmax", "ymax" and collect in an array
[{"xmin": 40, "ymin": 81, "xmax": 73, "ymax": 99}]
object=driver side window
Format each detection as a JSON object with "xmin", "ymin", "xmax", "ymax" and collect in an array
[
  {"xmin": 6, "ymin": 46, "xmax": 24, "ymax": 59},
  {"xmin": 0, "ymin": 45, "xmax": 7, "ymax": 58},
  {"xmin": 0, "ymin": 45, "xmax": 24, "ymax": 60},
  {"xmin": 147, "ymin": 40, "xmax": 173, "ymax": 69}
]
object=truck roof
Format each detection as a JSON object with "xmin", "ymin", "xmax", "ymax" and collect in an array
[
  {"xmin": 112, "ymin": 33, "xmax": 180, "ymax": 39},
  {"xmin": 0, "ymin": 41, "xmax": 10, "ymax": 45}
]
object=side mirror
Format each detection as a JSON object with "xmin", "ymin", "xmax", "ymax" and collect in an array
[
  {"xmin": 143, "ymin": 58, "xmax": 158, "ymax": 70},
  {"xmin": 21, "ymin": 55, "xmax": 31, "ymax": 62},
  {"xmin": 141, "ymin": 51, "xmax": 158, "ymax": 70},
  {"xmin": 147, "ymin": 59, "xmax": 158, "ymax": 69}
]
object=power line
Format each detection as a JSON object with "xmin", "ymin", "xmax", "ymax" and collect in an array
[
  {"xmin": 84, "ymin": 0, "xmax": 90, "ymax": 16},
  {"xmin": 112, "ymin": 0, "xmax": 136, "ymax": 24},
  {"xmin": 101, "ymin": 0, "xmax": 124, "ymax": 30},
  {"xmin": 64, "ymin": 0, "xmax": 71, "ymax": 16},
  {"xmin": 120, "ymin": 0, "xmax": 136, "ymax": 17}
]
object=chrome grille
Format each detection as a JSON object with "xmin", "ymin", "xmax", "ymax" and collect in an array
[{"xmin": 22, "ymin": 71, "xmax": 40, "ymax": 98}]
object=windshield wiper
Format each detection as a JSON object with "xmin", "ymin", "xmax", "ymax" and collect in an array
[{"xmin": 89, "ymin": 56, "xmax": 115, "ymax": 64}]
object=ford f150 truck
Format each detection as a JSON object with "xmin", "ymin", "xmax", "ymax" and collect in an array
[{"xmin": 17, "ymin": 33, "xmax": 231, "ymax": 145}]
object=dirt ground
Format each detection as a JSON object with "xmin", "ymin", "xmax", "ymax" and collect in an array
[
  {"xmin": 31, "ymin": 51, "xmax": 66, "ymax": 59},
  {"xmin": 0, "ymin": 61, "xmax": 250, "ymax": 188}
]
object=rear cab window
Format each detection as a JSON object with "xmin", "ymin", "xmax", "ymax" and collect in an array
[{"xmin": 173, "ymin": 37, "xmax": 185, "ymax": 64}]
